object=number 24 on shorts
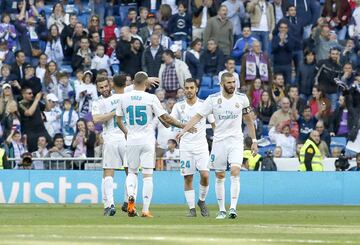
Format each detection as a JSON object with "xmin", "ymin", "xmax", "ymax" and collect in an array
[{"xmin": 180, "ymin": 160, "xmax": 190, "ymax": 169}]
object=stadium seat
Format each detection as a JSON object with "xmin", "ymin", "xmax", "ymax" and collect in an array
[
  {"xmin": 198, "ymin": 87, "xmax": 213, "ymax": 100},
  {"xmin": 201, "ymin": 76, "xmax": 212, "ymax": 88},
  {"xmin": 330, "ymin": 137, "xmax": 347, "ymax": 148},
  {"xmin": 60, "ymin": 65, "xmax": 73, "ymax": 74},
  {"xmin": 262, "ymin": 125, "xmax": 269, "ymax": 137}
]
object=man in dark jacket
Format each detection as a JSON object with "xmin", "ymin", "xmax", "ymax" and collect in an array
[
  {"xmin": 298, "ymin": 49, "xmax": 316, "ymax": 100},
  {"xmin": 120, "ymin": 38, "xmax": 143, "ymax": 78},
  {"xmin": 315, "ymin": 47, "xmax": 343, "ymax": 111},
  {"xmin": 271, "ymin": 21, "xmax": 294, "ymax": 84},
  {"xmin": 199, "ymin": 39, "xmax": 224, "ymax": 79}
]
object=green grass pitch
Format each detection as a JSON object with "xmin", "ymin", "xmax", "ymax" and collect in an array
[{"xmin": 1, "ymin": 205, "xmax": 360, "ymax": 245}]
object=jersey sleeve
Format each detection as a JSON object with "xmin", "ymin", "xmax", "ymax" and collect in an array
[
  {"xmin": 198, "ymin": 97, "xmax": 213, "ymax": 117},
  {"xmin": 152, "ymin": 95, "xmax": 167, "ymax": 117},
  {"xmin": 115, "ymin": 97, "xmax": 124, "ymax": 117},
  {"xmin": 240, "ymin": 94, "xmax": 251, "ymax": 114},
  {"xmin": 91, "ymin": 100, "xmax": 102, "ymax": 116}
]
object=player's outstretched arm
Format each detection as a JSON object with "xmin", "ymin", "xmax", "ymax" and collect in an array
[
  {"xmin": 93, "ymin": 111, "xmax": 116, "ymax": 124},
  {"xmin": 116, "ymin": 116, "xmax": 128, "ymax": 138},
  {"xmin": 243, "ymin": 112, "xmax": 258, "ymax": 155},
  {"xmin": 158, "ymin": 116, "xmax": 171, "ymax": 128},
  {"xmin": 159, "ymin": 113, "xmax": 186, "ymax": 129},
  {"xmin": 177, "ymin": 113, "xmax": 203, "ymax": 140}
]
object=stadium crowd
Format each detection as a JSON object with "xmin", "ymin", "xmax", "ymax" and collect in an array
[{"xmin": 0, "ymin": 0, "xmax": 360, "ymax": 171}]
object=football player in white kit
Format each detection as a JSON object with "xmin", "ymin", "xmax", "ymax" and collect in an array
[
  {"xmin": 92, "ymin": 76, "xmax": 127, "ymax": 216},
  {"xmin": 116, "ymin": 72, "xmax": 193, "ymax": 218},
  {"xmin": 171, "ymin": 78, "xmax": 215, "ymax": 217},
  {"xmin": 178, "ymin": 72, "xmax": 258, "ymax": 219}
]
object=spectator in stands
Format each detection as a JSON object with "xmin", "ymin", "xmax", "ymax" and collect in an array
[
  {"xmin": 0, "ymin": 14, "xmax": 17, "ymax": 50},
  {"xmin": 167, "ymin": 1, "xmax": 192, "ymax": 47},
  {"xmin": 158, "ymin": 49, "xmax": 191, "ymax": 98},
  {"xmin": 299, "ymin": 130, "xmax": 324, "ymax": 171},
  {"xmin": 47, "ymin": 2, "xmax": 69, "ymax": 33},
  {"xmin": 271, "ymin": 0, "xmax": 285, "ymax": 25},
  {"xmin": 247, "ymin": 78, "xmax": 263, "ymax": 108},
  {"xmin": 316, "ymin": 119, "xmax": 331, "ymax": 149},
  {"xmin": 184, "ymin": 38, "xmax": 202, "ymax": 82},
  {"xmin": 102, "ymin": 16, "xmax": 120, "ymax": 47},
  {"xmin": 269, "ymin": 123, "xmax": 296, "ymax": 157},
  {"xmin": 43, "ymin": 93, "xmax": 61, "ymax": 138},
  {"xmin": 18, "ymin": 152, "xmax": 33, "ymax": 170},
  {"xmin": 243, "ymin": 111, "xmax": 263, "ymax": 140},
  {"xmin": 1, "ymin": 100, "xmax": 20, "ymax": 140},
  {"xmin": 11, "ymin": 51, "xmax": 27, "ymax": 88},
  {"xmin": 138, "ymin": 13, "xmax": 157, "ymax": 44},
  {"xmin": 232, "ymin": 26, "xmax": 257, "ymax": 67},
  {"xmin": 348, "ymin": 153, "xmax": 360, "ymax": 171},
  {"xmin": 0, "ymin": 65, "xmax": 15, "ymax": 88},
  {"xmin": 340, "ymin": 62, "xmax": 355, "ymax": 87},
  {"xmin": 45, "ymin": 24, "xmax": 64, "ymax": 67},
  {"xmin": 142, "ymin": 33, "xmax": 164, "ymax": 82},
  {"xmin": 203, "ymin": 5, "xmax": 233, "ymax": 56},
  {"xmin": 35, "ymin": 53, "xmax": 47, "ymax": 85},
  {"xmin": 120, "ymin": 38, "xmax": 143, "ymax": 78},
  {"xmin": 298, "ymin": 49, "xmax": 316, "ymax": 101},
  {"xmin": 157, "ymin": 4, "xmax": 171, "ymax": 31},
  {"xmin": 0, "ymin": 41, "xmax": 15, "ymax": 67},
  {"xmin": 91, "ymin": 44, "xmax": 111, "ymax": 75},
  {"xmin": 298, "ymin": 106, "xmax": 317, "ymax": 143},
  {"xmin": 60, "ymin": 14, "xmax": 78, "ymax": 58},
  {"xmin": 218, "ymin": 57, "xmax": 240, "ymax": 90},
  {"xmin": 23, "ymin": 64, "xmax": 41, "ymax": 95},
  {"xmin": 271, "ymin": 21, "xmax": 294, "ymax": 84},
  {"xmin": 69, "ymin": 22, "xmax": 88, "ymax": 57},
  {"xmin": 271, "ymin": 73, "xmax": 285, "ymax": 104},
  {"xmin": 340, "ymin": 40, "xmax": 357, "ymax": 68},
  {"xmin": 246, "ymin": 0, "xmax": 275, "ymax": 54},
  {"xmin": 222, "ymin": 0, "xmax": 245, "ymax": 41},
  {"xmin": 240, "ymin": 40, "xmax": 272, "ymax": 86},
  {"xmin": 200, "ymin": 39, "xmax": 224, "ymax": 84},
  {"xmin": 314, "ymin": 23, "xmax": 341, "ymax": 61},
  {"xmin": 6, "ymin": 130, "xmax": 27, "ymax": 167},
  {"xmin": 256, "ymin": 90, "xmax": 277, "ymax": 125},
  {"xmin": 164, "ymin": 138, "xmax": 180, "ymax": 170},
  {"xmin": 116, "ymin": 26, "xmax": 134, "ymax": 68},
  {"xmin": 269, "ymin": 96, "xmax": 291, "ymax": 129},
  {"xmin": 273, "ymin": 146, "xmax": 282, "ymax": 158},
  {"xmin": 123, "ymin": 8, "xmax": 138, "ymax": 27},
  {"xmin": 191, "ymin": 0, "xmax": 217, "ymax": 40},
  {"xmin": 18, "ymin": 88, "xmax": 51, "ymax": 152},
  {"xmin": 72, "ymin": 119, "xmax": 96, "ymax": 160},
  {"xmin": 46, "ymin": 133, "xmax": 72, "ymax": 170},
  {"xmin": 31, "ymin": 136, "xmax": 48, "ymax": 170},
  {"xmin": 152, "ymin": 23, "xmax": 172, "ymax": 49},
  {"xmin": 330, "ymin": 95, "xmax": 355, "ymax": 138},
  {"xmin": 308, "ymin": 86, "xmax": 331, "ymax": 121},
  {"xmin": 321, "ymin": 0, "xmax": 351, "ymax": 40},
  {"xmin": 349, "ymin": 0, "xmax": 360, "ymax": 39},
  {"xmin": 137, "ymin": 6, "xmax": 149, "ymax": 29},
  {"xmin": 60, "ymin": 99, "xmax": 78, "ymax": 148},
  {"xmin": 71, "ymin": 37, "xmax": 92, "ymax": 72},
  {"xmin": 0, "ymin": 82, "xmax": 15, "ymax": 117},
  {"xmin": 347, "ymin": 71, "xmax": 360, "ymax": 109},
  {"xmin": 43, "ymin": 61, "xmax": 58, "ymax": 95},
  {"xmin": 89, "ymin": 31, "xmax": 102, "ymax": 53},
  {"xmin": 76, "ymin": 70, "xmax": 98, "ymax": 118},
  {"xmin": 315, "ymin": 47, "xmax": 343, "ymax": 111},
  {"xmin": 288, "ymin": 85, "xmax": 306, "ymax": 115}
]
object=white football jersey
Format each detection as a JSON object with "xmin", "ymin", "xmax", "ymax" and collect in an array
[
  {"xmin": 171, "ymin": 98, "xmax": 215, "ymax": 150},
  {"xmin": 198, "ymin": 92, "xmax": 250, "ymax": 142},
  {"xmin": 116, "ymin": 90, "xmax": 167, "ymax": 145},
  {"xmin": 92, "ymin": 94, "xmax": 125, "ymax": 143}
]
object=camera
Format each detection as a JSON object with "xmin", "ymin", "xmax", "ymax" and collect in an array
[{"xmin": 334, "ymin": 153, "xmax": 350, "ymax": 171}]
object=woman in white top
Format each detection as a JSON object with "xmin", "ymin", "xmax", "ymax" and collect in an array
[
  {"xmin": 36, "ymin": 53, "xmax": 47, "ymax": 85},
  {"xmin": 47, "ymin": 3, "xmax": 69, "ymax": 33},
  {"xmin": 45, "ymin": 24, "xmax": 64, "ymax": 67}
]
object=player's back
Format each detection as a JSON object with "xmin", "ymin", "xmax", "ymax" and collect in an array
[{"xmin": 119, "ymin": 90, "xmax": 166, "ymax": 145}]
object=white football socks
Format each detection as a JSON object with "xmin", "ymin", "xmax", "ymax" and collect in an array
[
  {"xmin": 102, "ymin": 178, "xmax": 107, "ymax": 208},
  {"xmin": 230, "ymin": 175, "xmax": 240, "ymax": 210},
  {"xmin": 126, "ymin": 173, "xmax": 137, "ymax": 199},
  {"xmin": 103, "ymin": 176, "xmax": 114, "ymax": 208},
  {"xmin": 142, "ymin": 177, "xmax": 153, "ymax": 212},
  {"xmin": 184, "ymin": 190, "xmax": 195, "ymax": 209},
  {"xmin": 215, "ymin": 177, "xmax": 226, "ymax": 212},
  {"xmin": 199, "ymin": 185, "xmax": 209, "ymax": 202},
  {"xmin": 123, "ymin": 182, "xmax": 128, "ymax": 203}
]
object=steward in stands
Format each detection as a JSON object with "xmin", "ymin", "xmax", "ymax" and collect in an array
[
  {"xmin": 299, "ymin": 130, "xmax": 324, "ymax": 171},
  {"xmin": 243, "ymin": 137, "xmax": 262, "ymax": 171}
]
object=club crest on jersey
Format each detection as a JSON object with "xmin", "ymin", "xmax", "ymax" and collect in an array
[
  {"xmin": 217, "ymin": 98, "xmax": 222, "ymax": 108},
  {"xmin": 235, "ymin": 102, "xmax": 240, "ymax": 108}
]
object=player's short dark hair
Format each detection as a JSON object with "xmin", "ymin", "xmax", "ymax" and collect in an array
[
  {"xmin": 95, "ymin": 76, "xmax": 109, "ymax": 85},
  {"xmin": 113, "ymin": 74, "xmax": 127, "ymax": 88},
  {"xmin": 244, "ymin": 136, "xmax": 252, "ymax": 148},
  {"xmin": 221, "ymin": 72, "xmax": 234, "ymax": 83},
  {"xmin": 134, "ymin": 71, "xmax": 148, "ymax": 85},
  {"xmin": 184, "ymin": 78, "xmax": 198, "ymax": 87}
]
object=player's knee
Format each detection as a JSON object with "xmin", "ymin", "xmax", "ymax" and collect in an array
[
  {"xmin": 103, "ymin": 169, "xmax": 114, "ymax": 178},
  {"xmin": 230, "ymin": 165, "xmax": 241, "ymax": 176},
  {"xmin": 200, "ymin": 171, "xmax": 209, "ymax": 179},
  {"xmin": 184, "ymin": 175, "xmax": 193, "ymax": 185},
  {"xmin": 142, "ymin": 168, "xmax": 153, "ymax": 177},
  {"xmin": 215, "ymin": 171, "xmax": 226, "ymax": 179}
]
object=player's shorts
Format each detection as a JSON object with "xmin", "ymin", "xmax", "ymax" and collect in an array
[
  {"xmin": 102, "ymin": 140, "xmax": 127, "ymax": 169},
  {"xmin": 209, "ymin": 138, "xmax": 243, "ymax": 171},
  {"xmin": 180, "ymin": 147, "xmax": 209, "ymax": 176},
  {"xmin": 127, "ymin": 144, "xmax": 155, "ymax": 172}
]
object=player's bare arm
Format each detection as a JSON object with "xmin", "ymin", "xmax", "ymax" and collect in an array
[
  {"xmin": 158, "ymin": 115, "xmax": 171, "ymax": 128},
  {"xmin": 116, "ymin": 115, "xmax": 128, "ymax": 138},
  {"xmin": 243, "ymin": 110, "xmax": 258, "ymax": 155},
  {"xmin": 159, "ymin": 113, "xmax": 186, "ymax": 129},
  {"xmin": 177, "ymin": 113, "xmax": 203, "ymax": 140},
  {"xmin": 93, "ymin": 111, "xmax": 116, "ymax": 124}
]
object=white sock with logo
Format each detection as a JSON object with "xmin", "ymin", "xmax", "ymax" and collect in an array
[
  {"xmin": 199, "ymin": 185, "xmax": 209, "ymax": 202},
  {"xmin": 215, "ymin": 178, "xmax": 226, "ymax": 212},
  {"xmin": 230, "ymin": 175, "xmax": 240, "ymax": 210},
  {"xmin": 184, "ymin": 190, "xmax": 195, "ymax": 209},
  {"xmin": 102, "ymin": 178, "xmax": 108, "ymax": 208},
  {"xmin": 142, "ymin": 177, "xmax": 153, "ymax": 212},
  {"xmin": 126, "ymin": 173, "xmax": 137, "ymax": 198},
  {"xmin": 103, "ymin": 176, "xmax": 114, "ymax": 207}
]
